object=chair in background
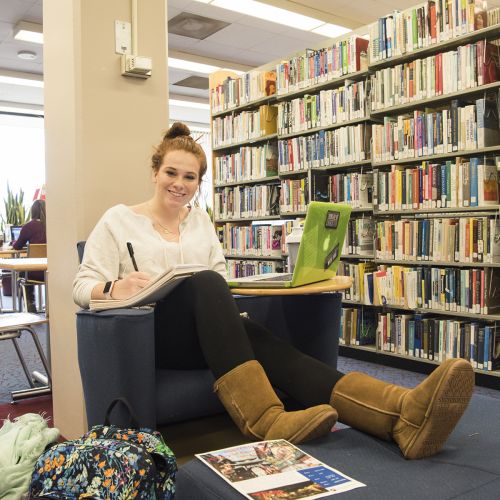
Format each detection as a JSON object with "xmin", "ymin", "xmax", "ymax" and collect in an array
[
  {"xmin": 18, "ymin": 243, "xmax": 47, "ymax": 313},
  {"xmin": 75, "ymin": 241, "xmax": 342, "ymax": 429},
  {"xmin": 0, "ymin": 312, "xmax": 51, "ymax": 400}
]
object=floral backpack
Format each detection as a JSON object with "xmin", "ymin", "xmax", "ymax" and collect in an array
[{"xmin": 29, "ymin": 399, "xmax": 176, "ymax": 499}]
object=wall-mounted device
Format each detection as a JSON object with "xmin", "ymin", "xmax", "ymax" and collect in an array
[
  {"xmin": 121, "ymin": 54, "xmax": 152, "ymax": 78},
  {"xmin": 118, "ymin": 0, "xmax": 152, "ymax": 79}
]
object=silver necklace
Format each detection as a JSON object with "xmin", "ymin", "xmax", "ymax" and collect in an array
[{"xmin": 148, "ymin": 204, "xmax": 180, "ymax": 235}]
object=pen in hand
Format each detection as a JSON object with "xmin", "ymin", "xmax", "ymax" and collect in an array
[{"xmin": 127, "ymin": 242, "xmax": 139, "ymax": 271}]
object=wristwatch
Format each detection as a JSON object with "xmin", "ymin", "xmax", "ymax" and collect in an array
[{"xmin": 103, "ymin": 280, "xmax": 117, "ymax": 299}]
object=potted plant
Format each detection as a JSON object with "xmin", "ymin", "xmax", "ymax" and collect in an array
[{"xmin": 1, "ymin": 185, "xmax": 30, "ymax": 296}]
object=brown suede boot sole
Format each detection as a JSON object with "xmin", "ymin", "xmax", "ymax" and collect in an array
[
  {"xmin": 270, "ymin": 408, "xmax": 337, "ymax": 444},
  {"xmin": 397, "ymin": 360, "xmax": 474, "ymax": 460}
]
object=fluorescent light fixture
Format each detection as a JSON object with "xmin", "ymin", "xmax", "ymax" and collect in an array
[
  {"xmin": 222, "ymin": 67, "xmax": 245, "ymax": 75},
  {"xmin": 169, "ymin": 56, "xmax": 246, "ymax": 75},
  {"xmin": 190, "ymin": 126, "xmax": 211, "ymax": 133},
  {"xmin": 312, "ymin": 23, "xmax": 352, "ymax": 38},
  {"xmin": 0, "ymin": 74, "xmax": 43, "ymax": 88},
  {"xmin": 169, "ymin": 99, "xmax": 210, "ymax": 110},
  {"xmin": 0, "ymin": 104, "xmax": 44, "ymax": 115},
  {"xmin": 210, "ymin": 0, "xmax": 324, "ymax": 31},
  {"xmin": 169, "ymin": 57, "xmax": 220, "ymax": 74},
  {"xmin": 14, "ymin": 21, "xmax": 43, "ymax": 44},
  {"xmin": 171, "ymin": 124, "xmax": 211, "ymax": 133}
]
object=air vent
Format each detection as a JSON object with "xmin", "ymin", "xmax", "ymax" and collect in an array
[
  {"xmin": 173, "ymin": 76, "xmax": 209, "ymax": 90},
  {"xmin": 168, "ymin": 12, "xmax": 230, "ymax": 40}
]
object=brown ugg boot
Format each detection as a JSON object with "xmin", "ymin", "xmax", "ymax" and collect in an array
[
  {"xmin": 214, "ymin": 360, "xmax": 337, "ymax": 444},
  {"xmin": 330, "ymin": 358, "xmax": 474, "ymax": 459}
]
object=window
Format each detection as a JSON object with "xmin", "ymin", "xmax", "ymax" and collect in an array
[{"xmin": 0, "ymin": 114, "xmax": 45, "ymax": 218}]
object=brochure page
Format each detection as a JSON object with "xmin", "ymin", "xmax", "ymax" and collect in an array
[{"xmin": 196, "ymin": 439, "xmax": 365, "ymax": 499}]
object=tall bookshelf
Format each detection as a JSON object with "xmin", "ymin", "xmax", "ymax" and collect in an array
[{"xmin": 209, "ymin": 1, "xmax": 500, "ymax": 387}]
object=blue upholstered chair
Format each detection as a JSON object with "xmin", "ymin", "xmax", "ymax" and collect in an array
[{"xmin": 75, "ymin": 241, "xmax": 341, "ymax": 429}]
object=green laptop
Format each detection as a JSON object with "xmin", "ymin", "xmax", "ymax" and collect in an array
[{"xmin": 227, "ymin": 201, "xmax": 352, "ymax": 288}]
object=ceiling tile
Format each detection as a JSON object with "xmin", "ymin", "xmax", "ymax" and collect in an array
[
  {"xmin": 205, "ymin": 23, "xmax": 276, "ymax": 50},
  {"xmin": 0, "ymin": 83, "xmax": 43, "ymax": 105},
  {"xmin": 233, "ymin": 15, "xmax": 294, "ymax": 35},
  {"xmin": 250, "ymin": 34, "xmax": 320, "ymax": 59},
  {"xmin": 0, "ymin": 0, "xmax": 38, "ymax": 23},
  {"xmin": 0, "ymin": 40, "xmax": 42, "ymax": 71},
  {"xmin": 179, "ymin": 2, "xmax": 244, "ymax": 24},
  {"xmin": 168, "ymin": 84, "xmax": 208, "ymax": 100},
  {"xmin": 173, "ymin": 75, "xmax": 209, "ymax": 90},
  {"xmin": 188, "ymin": 38, "xmax": 243, "ymax": 60},
  {"xmin": 232, "ymin": 49, "xmax": 275, "ymax": 67},
  {"xmin": 0, "ymin": 21, "xmax": 12, "ymax": 43},
  {"xmin": 25, "ymin": 2, "xmax": 43, "ymax": 21},
  {"xmin": 168, "ymin": 33, "xmax": 201, "ymax": 51},
  {"xmin": 168, "ymin": 12, "xmax": 230, "ymax": 40},
  {"xmin": 167, "ymin": 6, "xmax": 182, "ymax": 20},
  {"xmin": 0, "ymin": 53, "xmax": 42, "ymax": 74}
]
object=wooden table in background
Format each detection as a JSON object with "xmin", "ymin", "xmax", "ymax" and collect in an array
[
  {"xmin": 0, "ymin": 258, "xmax": 48, "ymax": 312},
  {"xmin": 0, "ymin": 245, "xmax": 26, "ymax": 258}
]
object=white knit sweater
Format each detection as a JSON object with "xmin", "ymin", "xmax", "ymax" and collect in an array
[{"xmin": 73, "ymin": 204, "xmax": 226, "ymax": 308}]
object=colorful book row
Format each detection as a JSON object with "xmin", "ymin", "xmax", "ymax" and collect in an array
[
  {"xmin": 338, "ymin": 262, "xmax": 500, "ymax": 315},
  {"xmin": 214, "ymin": 144, "xmax": 278, "ymax": 185},
  {"xmin": 277, "ymin": 81, "xmax": 368, "ymax": 136},
  {"xmin": 275, "ymin": 36, "xmax": 368, "ymax": 95},
  {"xmin": 216, "ymin": 224, "xmax": 284, "ymax": 259},
  {"xmin": 375, "ymin": 216, "xmax": 500, "ymax": 263},
  {"xmin": 374, "ymin": 311, "xmax": 500, "ymax": 371},
  {"xmin": 278, "ymin": 124, "xmax": 371, "ymax": 172},
  {"xmin": 372, "ymin": 95, "xmax": 500, "ymax": 162},
  {"xmin": 373, "ymin": 157, "xmax": 500, "ymax": 211},
  {"xmin": 214, "ymin": 184, "xmax": 280, "ymax": 220},
  {"xmin": 370, "ymin": 40, "xmax": 499, "ymax": 111},
  {"xmin": 369, "ymin": 1, "xmax": 497, "ymax": 62},
  {"xmin": 226, "ymin": 259, "xmax": 283, "ymax": 278}
]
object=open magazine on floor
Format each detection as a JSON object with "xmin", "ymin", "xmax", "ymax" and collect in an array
[
  {"xmin": 89, "ymin": 264, "xmax": 207, "ymax": 311},
  {"xmin": 196, "ymin": 439, "xmax": 365, "ymax": 499}
]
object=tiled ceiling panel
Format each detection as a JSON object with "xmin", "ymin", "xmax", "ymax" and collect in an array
[
  {"xmin": 173, "ymin": 75, "xmax": 209, "ymax": 90},
  {"xmin": 168, "ymin": 12, "xmax": 230, "ymax": 40}
]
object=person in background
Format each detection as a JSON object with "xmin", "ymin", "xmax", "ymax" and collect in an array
[
  {"xmin": 13, "ymin": 199, "xmax": 46, "ymax": 312},
  {"xmin": 73, "ymin": 122, "xmax": 474, "ymax": 460}
]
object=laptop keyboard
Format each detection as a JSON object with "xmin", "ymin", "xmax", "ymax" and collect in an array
[{"xmin": 256, "ymin": 273, "xmax": 293, "ymax": 282}]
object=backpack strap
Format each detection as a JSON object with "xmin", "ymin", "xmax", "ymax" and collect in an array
[{"xmin": 104, "ymin": 397, "xmax": 141, "ymax": 428}]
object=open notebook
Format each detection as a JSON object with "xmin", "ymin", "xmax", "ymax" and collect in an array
[{"xmin": 227, "ymin": 201, "xmax": 352, "ymax": 288}]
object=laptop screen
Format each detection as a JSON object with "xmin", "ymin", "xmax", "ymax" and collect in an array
[{"xmin": 10, "ymin": 225, "xmax": 22, "ymax": 241}]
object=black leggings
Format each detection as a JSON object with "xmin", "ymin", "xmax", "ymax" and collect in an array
[{"xmin": 155, "ymin": 270, "xmax": 344, "ymax": 407}]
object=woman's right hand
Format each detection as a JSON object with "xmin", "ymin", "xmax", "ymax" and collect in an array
[{"xmin": 111, "ymin": 272, "xmax": 151, "ymax": 300}]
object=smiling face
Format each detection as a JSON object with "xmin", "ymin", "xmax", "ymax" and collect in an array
[{"xmin": 153, "ymin": 149, "xmax": 201, "ymax": 209}]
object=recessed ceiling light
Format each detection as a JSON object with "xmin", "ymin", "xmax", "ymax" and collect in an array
[
  {"xmin": 169, "ymin": 57, "xmax": 220, "ymax": 74},
  {"xmin": 312, "ymin": 24, "xmax": 351, "ymax": 38},
  {"xmin": 169, "ymin": 99, "xmax": 210, "ymax": 110},
  {"xmin": 0, "ymin": 104, "xmax": 44, "ymax": 116},
  {"xmin": 14, "ymin": 21, "xmax": 43, "ymax": 44},
  {"xmin": 17, "ymin": 50, "xmax": 37, "ymax": 60},
  {"xmin": 193, "ymin": 0, "xmax": 350, "ymax": 36},
  {"xmin": 209, "ymin": 0, "xmax": 324, "ymax": 31},
  {"xmin": 0, "ymin": 72, "xmax": 43, "ymax": 88}
]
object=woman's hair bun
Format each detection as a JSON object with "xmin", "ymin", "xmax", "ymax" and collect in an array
[{"xmin": 165, "ymin": 122, "xmax": 191, "ymax": 140}]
